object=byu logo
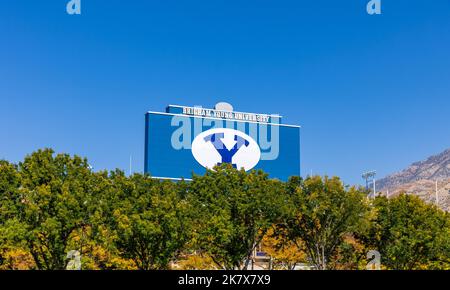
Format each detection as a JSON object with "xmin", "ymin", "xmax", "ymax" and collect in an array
[{"xmin": 192, "ymin": 128, "xmax": 261, "ymax": 171}]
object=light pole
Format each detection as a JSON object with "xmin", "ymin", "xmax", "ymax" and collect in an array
[{"xmin": 362, "ymin": 171, "xmax": 377, "ymax": 198}]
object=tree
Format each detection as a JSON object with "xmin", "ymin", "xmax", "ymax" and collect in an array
[
  {"xmin": 108, "ymin": 172, "xmax": 190, "ymax": 270},
  {"xmin": 261, "ymin": 227, "xmax": 307, "ymax": 270},
  {"xmin": 327, "ymin": 234, "xmax": 368, "ymax": 270},
  {"xmin": 0, "ymin": 160, "xmax": 35, "ymax": 269},
  {"xmin": 365, "ymin": 194, "xmax": 450, "ymax": 270},
  {"xmin": 282, "ymin": 176, "xmax": 371, "ymax": 270},
  {"xmin": 68, "ymin": 169, "xmax": 138, "ymax": 270},
  {"xmin": 3, "ymin": 148, "xmax": 450, "ymax": 271},
  {"xmin": 176, "ymin": 252, "xmax": 218, "ymax": 270},
  {"xmin": 15, "ymin": 149, "xmax": 96, "ymax": 269},
  {"xmin": 188, "ymin": 164, "xmax": 284, "ymax": 270},
  {"xmin": 0, "ymin": 160, "xmax": 21, "ymax": 220}
]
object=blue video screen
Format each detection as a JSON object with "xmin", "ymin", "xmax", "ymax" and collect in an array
[{"xmin": 145, "ymin": 112, "xmax": 300, "ymax": 181}]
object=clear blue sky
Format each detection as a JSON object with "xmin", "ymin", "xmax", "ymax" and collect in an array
[{"xmin": 1, "ymin": 0, "xmax": 449, "ymax": 185}]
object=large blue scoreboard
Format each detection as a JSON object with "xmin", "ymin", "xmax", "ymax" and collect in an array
[{"xmin": 144, "ymin": 104, "xmax": 300, "ymax": 181}]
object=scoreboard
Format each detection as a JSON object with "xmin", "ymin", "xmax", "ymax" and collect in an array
[{"xmin": 144, "ymin": 104, "xmax": 300, "ymax": 181}]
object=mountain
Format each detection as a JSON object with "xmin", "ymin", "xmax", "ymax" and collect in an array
[{"xmin": 376, "ymin": 148, "xmax": 450, "ymax": 211}]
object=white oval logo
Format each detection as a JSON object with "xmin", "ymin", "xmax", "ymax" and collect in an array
[{"xmin": 192, "ymin": 128, "xmax": 261, "ymax": 171}]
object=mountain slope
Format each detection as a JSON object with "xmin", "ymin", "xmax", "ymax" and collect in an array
[{"xmin": 377, "ymin": 148, "xmax": 450, "ymax": 211}]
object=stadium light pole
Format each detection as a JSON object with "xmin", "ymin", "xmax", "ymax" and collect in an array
[{"xmin": 362, "ymin": 171, "xmax": 377, "ymax": 198}]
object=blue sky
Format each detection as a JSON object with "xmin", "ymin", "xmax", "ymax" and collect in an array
[{"xmin": 1, "ymin": 0, "xmax": 449, "ymax": 185}]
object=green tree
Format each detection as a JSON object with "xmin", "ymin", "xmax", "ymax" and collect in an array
[
  {"xmin": 15, "ymin": 149, "xmax": 96, "ymax": 269},
  {"xmin": 65, "ymin": 169, "xmax": 136, "ymax": 270},
  {"xmin": 108, "ymin": 172, "xmax": 190, "ymax": 270},
  {"xmin": 365, "ymin": 194, "xmax": 450, "ymax": 270},
  {"xmin": 188, "ymin": 164, "xmax": 284, "ymax": 270},
  {"xmin": 282, "ymin": 176, "xmax": 371, "ymax": 270},
  {"xmin": 0, "ymin": 160, "xmax": 33, "ymax": 269},
  {"xmin": 0, "ymin": 160, "xmax": 21, "ymax": 220}
]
